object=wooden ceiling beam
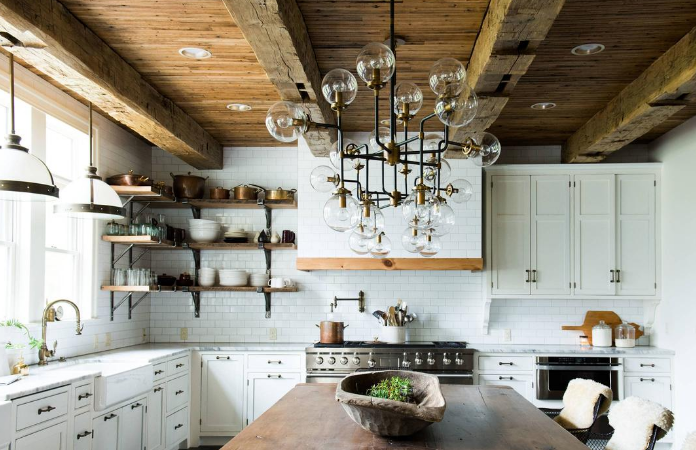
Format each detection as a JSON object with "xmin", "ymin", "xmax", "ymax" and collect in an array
[
  {"xmin": 449, "ymin": 0, "xmax": 565, "ymax": 156},
  {"xmin": 222, "ymin": 0, "xmax": 336, "ymax": 156},
  {"xmin": 0, "ymin": 0, "xmax": 222, "ymax": 169},
  {"xmin": 563, "ymin": 27, "xmax": 696, "ymax": 163}
]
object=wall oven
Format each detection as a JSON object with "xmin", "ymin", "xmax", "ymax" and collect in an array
[{"xmin": 536, "ymin": 357, "xmax": 620, "ymax": 400}]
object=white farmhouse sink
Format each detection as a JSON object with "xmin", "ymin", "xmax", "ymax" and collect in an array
[
  {"xmin": 0, "ymin": 401, "xmax": 10, "ymax": 447},
  {"xmin": 61, "ymin": 362, "xmax": 153, "ymax": 411}
]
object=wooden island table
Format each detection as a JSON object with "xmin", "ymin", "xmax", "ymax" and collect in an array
[{"xmin": 222, "ymin": 384, "xmax": 588, "ymax": 450}]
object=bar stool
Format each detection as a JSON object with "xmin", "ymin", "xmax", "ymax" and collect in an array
[{"xmin": 605, "ymin": 396, "xmax": 674, "ymax": 450}]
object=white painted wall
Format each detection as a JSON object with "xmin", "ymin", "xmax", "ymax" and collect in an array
[{"xmin": 649, "ymin": 116, "xmax": 696, "ymax": 446}]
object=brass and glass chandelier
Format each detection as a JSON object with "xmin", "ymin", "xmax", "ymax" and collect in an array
[{"xmin": 265, "ymin": 0, "xmax": 501, "ymax": 258}]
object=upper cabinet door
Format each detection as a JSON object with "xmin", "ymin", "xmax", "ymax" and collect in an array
[
  {"xmin": 616, "ymin": 174, "xmax": 656, "ymax": 296},
  {"xmin": 491, "ymin": 176, "xmax": 531, "ymax": 295},
  {"xmin": 574, "ymin": 174, "xmax": 616, "ymax": 295},
  {"xmin": 531, "ymin": 175, "xmax": 571, "ymax": 295},
  {"xmin": 201, "ymin": 354, "xmax": 245, "ymax": 434}
]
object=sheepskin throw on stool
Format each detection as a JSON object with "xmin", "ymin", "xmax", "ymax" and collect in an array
[
  {"xmin": 606, "ymin": 396, "xmax": 674, "ymax": 450},
  {"xmin": 555, "ymin": 378, "xmax": 613, "ymax": 429},
  {"xmin": 683, "ymin": 432, "xmax": 696, "ymax": 450}
]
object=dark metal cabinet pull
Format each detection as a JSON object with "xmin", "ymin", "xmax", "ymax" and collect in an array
[
  {"xmin": 531, "ymin": 270, "xmax": 537, "ymax": 283},
  {"xmin": 610, "ymin": 270, "xmax": 616, "ymax": 283},
  {"xmin": 268, "ymin": 360, "xmax": 282, "ymax": 364},
  {"xmin": 154, "ymin": 387, "xmax": 164, "ymax": 393},
  {"xmin": 616, "ymin": 269, "xmax": 621, "ymax": 283},
  {"xmin": 640, "ymin": 378, "xmax": 656, "ymax": 382},
  {"xmin": 78, "ymin": 393, "xmax": 93, "ymax": 401},
  {"xmin": 525, "ymin": 270, "xmax": 531, "ymax": 283},
  {"xmin": 175, "ymin": 390, "xmax": 185, "ymax": 395},
  {"xmin": 499, "ymin": 362, "xmax": 514, "ymax": 366},
  {"xmin": 77, "ymin": 431, "xmax": 92, "ymax": 440},
  {"xmin": 104, "ymin": 413, "xmax": 117, "ymax": 421},
  {"xmin": 175, "ymin": 363, "xmax": 184, "ymax": 368},
  {"xmin": 38, "ymin": 406, "xmax": 56, "ymax": 415},
  {"xmin": 154, "ymin": 370, "xmax": 164, "ymax": 375},
  {"xmin": 267, "ymin": 374, "xmax": 282, "ymax": 378},
  {"xmin": 499, "ymin": 376, "xmax": 513, "ymax": 381},
  {"xmin": 216, "ymin": 356, "xmax": 230, "ymax": 360},
  {"xmin": 640, "ymin": 363, "xmax": 656, "ymax": 368},
  {"xmin": 131, "ymin": 403, "xmax": 142, "ymax": 409},
  {"xmin": 174, "ymin": 424, "xmax": 184, "ymax": 430}
]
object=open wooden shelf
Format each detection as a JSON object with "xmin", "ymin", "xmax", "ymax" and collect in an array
[
  {"xmin": 187, "ymin": 198, "xmax": 297, "ymax": 209},
  {"xmin": 102, "ymin": 235, "xmax": 180, "ymax": 248},
  {"xmin": 111, "ymin": 185, "xmax": 178, "ymax": 203},
  {"xmin": 102, "ymin": 236, "xmax": 296, "ymax": 251},
  {"xmin": 296, "ymin": 257, "xmax": 484, "ymax": 271},
  {"xmin": 101, "ymin": 285, "xmax": 297, "ymax": 293},
  {"xmin": 188, "ymin": 242, "xmax": 296, "ymax": 250}
]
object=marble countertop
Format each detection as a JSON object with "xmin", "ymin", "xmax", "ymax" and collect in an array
[{"xmin": 470, "ymin": 344, "xmax": 675, "ymax": 355}]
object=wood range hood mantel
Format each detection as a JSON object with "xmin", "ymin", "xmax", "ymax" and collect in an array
[{"xmin": 296, "ymin": 258, "xmax": 483, "ymax": 271}]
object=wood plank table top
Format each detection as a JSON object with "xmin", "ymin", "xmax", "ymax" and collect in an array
[{"xmin": 222, "ymin": 384, "xmax": 587, "ymax": 450}]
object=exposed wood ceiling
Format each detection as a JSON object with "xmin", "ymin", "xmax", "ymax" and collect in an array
[{"xmin": 488, "ymin": 0, "xmax": 696, "ymax": 147}]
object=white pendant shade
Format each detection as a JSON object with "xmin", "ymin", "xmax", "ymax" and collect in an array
[
  {"xmin": 55, "ymin": 175, "xmax": 125, "ymax": 220},
  {"xmin": 0, "ymin": 147, "xmax": 59, "ymax": 201}
]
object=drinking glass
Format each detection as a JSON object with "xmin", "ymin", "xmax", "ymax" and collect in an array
[
  {"xmin": 112, "ymin": 268, "xmax": 126, "ymax": 286},
  {"xmin": 127, "ymin": 268, "xmax": 139, "ymax": 286},
  {"xmin": 119, "ymin": 224, "xmax": 129, "ymax": 236},
  {"xmin": 105, "ymin": 221, "xmax": 120, "ymax": 236}
]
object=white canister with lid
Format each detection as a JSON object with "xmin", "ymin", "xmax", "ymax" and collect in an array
[{"xmin": 592, "ymin": 320, "xmax": 613, "ymax": 347}]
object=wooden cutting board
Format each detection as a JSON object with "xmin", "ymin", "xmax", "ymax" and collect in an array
[{"xmin": 562, "ymin": 311, "xmax": 643, "ymax": 345}]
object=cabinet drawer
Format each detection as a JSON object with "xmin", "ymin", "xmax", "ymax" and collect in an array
[
  {"xmin": 167, "ymin": 356, "xmax": 189, "ymax": 377},
  {"xmin": 624, "ymin": 358, "xmax": 671, "ymax": 373},
  {"xmin": 74, "ymin": 383, "xmax": 94, "ymax": 410},
  {"xmin": 153, "ymin": 362, "xmax": 167, "ymax": 382},
  {"xmin": 73, "ymin": 410, "xmax": 92, "ymax": 450},
  {"xmin": 166, "ymin": 374, "xmax": 189, "ymax": 414},
  {"xmin": 247, "ymin": 353, "xmax": 302, "ymax": 370},
  {"xmin": 16, "ymin": 389, "xmax": 69, "ymax": 431},
  {"xmin": 165, "ymin": 407, "xmax": 188, "ymax": 448},
  {"xmin": 478, "ymin": 374, "xmax": 534, "ymax": 401},
  {"xmin": 478, "ymin": 356, "xmax": 533, "ymax": 371}
]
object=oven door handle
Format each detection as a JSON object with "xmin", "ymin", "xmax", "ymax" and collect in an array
[
  {"xmin": 536, "ymin": 365, "xmax": 621, "ymax": 371},
  {"xmin": 431, "ymin": 373, "xmax": 473, "ymax": 378}
]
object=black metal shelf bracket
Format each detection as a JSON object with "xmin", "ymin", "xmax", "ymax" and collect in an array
[
  {"xmin": 191, "ymin": 292, "xmax": 201, "ymax": 318},
  {"xmin": 129, "ymin": 292, "xmax": 150, "ymax": 319}
]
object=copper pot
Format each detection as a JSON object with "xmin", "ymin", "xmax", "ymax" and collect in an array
[
  {"xmin": 210, "ymin": 187, "xmax": 230, "ymax": 200},
  {"xmin": 265, "ymin": 187, "xmax": 296, "ymax": 200},
  {"xmin": 233, "ymin": 184, "xmax": 264, "ymax": 200},
  {"xmin": 106, "ymin": 170, "xmax": 151, "ymax": 186},
  {"xmin": 170, "ymin": 172, "xmax": 208, "ymax": 199},
  {"xmin": 316, "ymin": 321, "xmax": 348, "ymax": 344}
]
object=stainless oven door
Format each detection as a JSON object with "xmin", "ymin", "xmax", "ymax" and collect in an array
[
  {"xmin": 435, "ymin": 373, "xmax": 474, "ymax": 385},
  {"xmin": 536, "ymin": 357, "xmax": 620, "ymax": 400}
]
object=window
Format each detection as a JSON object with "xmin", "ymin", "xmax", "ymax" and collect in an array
[{"xmin": 0, "ymin": 82, "xmax": 96, "ymax": 322}]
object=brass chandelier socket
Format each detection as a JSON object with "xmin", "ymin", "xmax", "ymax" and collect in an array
[
  {"xmin": 396, "ymin": 102, "xmax": 412, "ymax": 122},
  {"xmin": 413, "ymin": 183, "xmax": 429, "ymax": 205},
  {"xmin": 334, "ymin": 186, "xmax": 351, "ymax": 208},
  {"xmin": 461, "ymin": 137, "xmax": 482, "ymax": 157},
  {"xmin": 375, "ymin": 232, "xmax": 384, "ymax": 244},
  {"xmin": 411, "ymin": 228, "xmax": 418, "ymax": 237},
  {"xmin": 390, "ymin": 190, "xmax": 402, "ymax": 206},
  {"xmin": 326, "ymin": 174, "xmax": 341, "ymax": 186},
  {"xmin": 399, "ymin": 163, "xmax": 412, "ymax": 176},
  {"xmin": 384, "ymin": 141, "xmax": 400, "ymax": 166},
  {"xmin": 445, "ymin": 183, "xmax": 458, "ymax": 198},
  {"xmin": 361, "ymin": 194, "xmax": 373, "ymax": 218},
  {"xmin": 367, "ymin": 68, "xmax": 385, "ymax": 90},
  {"xmin": 331, "ymin": 91, "xmax": 347, "ymax": 112}
]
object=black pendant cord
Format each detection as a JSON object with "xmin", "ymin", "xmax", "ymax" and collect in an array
[
  {"xmin": 88, "ymin": 102, "xmax": 94, "ymax": 167},
  {"xmin": 389, "ymin": 0, "xmax": 396, "ymax": 143},
  {"xmin": 8, "ymin": 54, "xmax": 15, "ymax": 135}
]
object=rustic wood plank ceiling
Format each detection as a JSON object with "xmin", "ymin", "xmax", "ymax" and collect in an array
[
  {"xmin": 488, "ymin": 0, "xmax": 696, "ymax": 146},
  {"xmin": 57, "ymin": 0, "xmax": 282, "ymax": 148}
]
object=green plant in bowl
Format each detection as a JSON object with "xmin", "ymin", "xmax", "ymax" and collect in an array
[{"xmin": 366, "ymin": 376, "xmax": 414, "ymax": 403}]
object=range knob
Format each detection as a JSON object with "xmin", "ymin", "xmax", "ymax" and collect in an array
[
  {"xmin": 315, "ymin": 356, "xmax": 324, "ymax": 365},
  {"xmin": 367, "ymin": 352, "xmax": 376, "ymax": 368},
  {"xmin": 401, "ymin": 352, "xmax": 411, "ymax": 369},
  {"xmin": 352, "ymin": 356, "xmax": 361, "ymax": 365},
  {"xmin": 328, "ymin": 356, "xmax": 336, "ymax": 365},
  {"xmin": 443, "ymin": 353, "xmax": 452, "ymax": 366},
  {"xmin": 340, "ymin": 356, "xmax": 349, "ymax": 365},
  {"xmin": 427, "ymin": 352, "xmax": 436, "ymax": 366},
  {"xmin": 455, "ymin": 353, "xmax": 463, "ymax": 366},
  {"xmin": 414, "ymin": 352, "xmax": 423, "ymax": 365}
]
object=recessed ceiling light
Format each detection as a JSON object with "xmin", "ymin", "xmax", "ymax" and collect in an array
[
  {"xmin": 531, "ymin": 102, "xmax": 557, "ymax": 110},
  {"xmin": 178, "ymin": 47, "xmax": 212, "ymax": 60},
  {"xmin": 226, "ymin": 103, "xmax": 252, "ymax": 112},
  {"xmin": 571, "ymin": 43, "xmax": 605, "ymax": 56}
]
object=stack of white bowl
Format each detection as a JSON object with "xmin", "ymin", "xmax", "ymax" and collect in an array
[
  {"xmin": 198, "ymin": 268, "xmax": 217, "ymax": 287},
  {"xmin": 249, "ymin": 273, "xmax": 269, "ymax": 287},
  {"xmin": 189, "ymin": 219, "xmax": 221, "ymax": 243},
  {"xmin": 219, "ymin": 269, "xmax": 248, "ymax": 287}
]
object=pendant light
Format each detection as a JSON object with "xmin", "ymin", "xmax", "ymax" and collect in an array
[
  {"xmin": 53, "ymin": 102, "xmax": 125, "ymax": 219},
  {"xmin": 0, "ymin": 54, "xmax": 59, "ymax": 201}
]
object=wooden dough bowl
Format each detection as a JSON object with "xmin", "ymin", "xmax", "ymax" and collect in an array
[{"xmin": 335, "ymin": 370, "xmax": 446, "ymax": 437}]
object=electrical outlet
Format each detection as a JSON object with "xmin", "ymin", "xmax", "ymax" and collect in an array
[
  {"xmin": 105, "ymin": 332, "xmax": 112, "ymax": 347},
  {"xmin": 93, "ymin": 335, "xmax": 99, "ymax": 350},
  {"xmin": 142, "ymin": 328, "xmax": 147, "ymax": 343},
  {"xmin": 269, "ymin": 328, "xmax": 277, "ymax": 341},
  {"xmin": 503, "ymin": 329, "xmax": 512, "ymax": 342},
  {"xmin": 180, "ymin": 328, "xmax": 188, "ymax": 341}
]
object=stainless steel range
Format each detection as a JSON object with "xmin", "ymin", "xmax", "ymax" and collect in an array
[{"xmin": 305, "ymin": 341, "xmax": 474, "ymax": 384}]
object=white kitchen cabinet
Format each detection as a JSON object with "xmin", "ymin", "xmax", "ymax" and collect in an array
[
  {"xmin": 121, "ymin": 400, "xmax": 146, "ymax": 450},
  {"xmin": 14, "ymin": 422, "xmax": 68, "ymax": 450},
  {"xmin": 200, "ymin": 354, "xmax": 245, "ymax": 433},
  {"xmin": 491, "ymin": 175, "xmax": 531, "ymax": 295},
  {"xmin": 478, "ymin": 374, "xmax": 535, "ymax": 402},
  {"xmin": 624, "ymin": 376, "xmax": 672, "ymax": 409},
  {"xmin": 73, "ymin": 411, "xmax": 93, "ymax": 450},
  {"xmin": 247, "ymin": 372, "xmax": 302, "ymax": 423},
  {"xmin": 148, "ymin": 384, "xmax": 166, "ymax": 450},
  {"xmin": 92, "ymin": 410, "xmax": 120, "ymax": 450}
]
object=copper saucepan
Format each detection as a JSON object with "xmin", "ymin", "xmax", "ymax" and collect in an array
[
  {"xmin": 210, "ymin": 187, "xmax": 230, "ymax": 200},
  {"xmin": 233, "ymin": 184, "xmax": 264, "ymax": 200},
  {"xmin": 316, "ymin": 321, "xmax": 348, "ymax": 344},
  {"xmin": 170, "ymin": 172, "xmax": 208, "ymax": 199},
  {"xmin": 265, "ymin": 187, "xmax": 296, "ymax": 200},
  {"xmin": 106, "ymin": 170, "xmax": 151, "ymax": 186}
]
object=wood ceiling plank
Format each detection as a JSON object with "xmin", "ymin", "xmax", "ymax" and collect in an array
[
  {"xmin": 563, "ymin": 27, "xmax": 696, "ymax": 163},
  {"xmin": 221, "ymin": 0, "xmax": 336, "ymax": 156},
  {"xmin": 0, "ymin": 0, "xmax": 223, "ymax": 169},
  {"xmin": 449, "ymin": 0, "xmax": 565, "ymax": 151}
]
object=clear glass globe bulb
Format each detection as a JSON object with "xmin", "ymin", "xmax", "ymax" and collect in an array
[
  {"xmin": 323, "ymin": 192, "xmax": 359, "ymax": 232},
  {"xmin": 401, "ymin": 227, "xmax": 426, "ymax": 253},
  {"xmin": 353, "ymin": 204, "xmax": 385, "ymax": 239},
  {"xmin": 420, "ymin": 234, "xmax": 442, "ymax": 258},
  {"xmin": 348, "ymin": 231, "xmax": 371, "ymax": 255},
  {"xmin": 448, "ymin": 179, "xmax": 473, "ymax": 204},
  {"xmin": 434, "ymin": 83, "xmax": 478, "ymax": 127},
  {"xmin": 368, "ymin": 234, "xmax": 392, "ymax": 259},
  {"xmin": 321, "ymin": 68, "xmax": 358, "ymax": 106},
  {"xmin": 369, "ymin": 127, "xmax": 391, "ymax": 152},
  {"xmin": 329, "ymin": 139, "xmax": 361, "ymax": 172},
  {"xmin": 394, "ymin": 82, "xmax": 423, "ymax": 117},
  {"xmin": 265, "ymin": 101, "xmax": 308, "ymax": 143},
  {"xmin": 423, "ymin": 156, "xmax": 452, "ymax": 187},
  {"xmin": 429, "ymin": 57, "xmax": 467, "ymax": 96},
  {"xmin": 469, "ymin": 132, "xmax": 502, "ymax": 167},
  {"xmin": 310, "ymin": 165, "xmax": 339, "ymax": 193},
  {"xmin": 422, "ymin": 133, "xmax": 443, "ymax": 152},
  {"xmin": 402, "ymin": 189, "xmax": 440, "ymax": 229},
  {"xmin": 432, "ymin": 202, "xmax": 455, "ymax": 236},
  {"xmin": 356, "ymin": 42, "xmax": 395, "ymax": 85}
]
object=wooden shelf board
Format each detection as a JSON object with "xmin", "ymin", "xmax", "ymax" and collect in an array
[
  {"xmin": 101, "ymin": 285, "xmax": 298, "ymax": 293},
  {"xmin": 187, "ymin": 198, "xmax": 297, "ymax": 209},
  {"xmin": 101, "ymin": 235, "xmax": 180, "ymax": 248},
  {"xmin": 101, "ymin": 285, "xmax": 156, "ymax": 292},
  {"xmin": 188, "ymin": 242, "xmax": 297, "ymax": 250},
  {"xmin": 296, "ymin": 257, "xmax": 484, "ymax": 271},
  {"xmin": 111, "ymin": 186, "xmax": 177, "ymax": 203}
]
